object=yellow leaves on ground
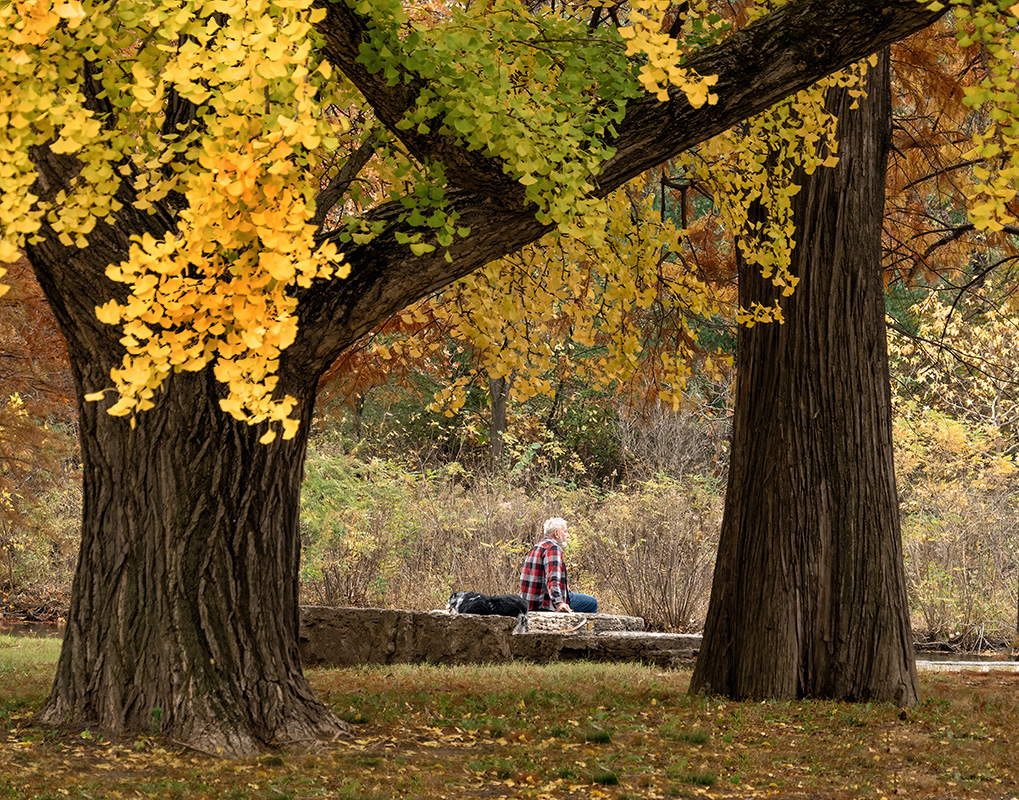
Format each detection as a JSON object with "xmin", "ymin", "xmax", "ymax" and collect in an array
[
  {"xmin": 1, "ymin": 0, "xmax": 349, "ymax": 441},
  {"xmin": 4, "ymin": 656, "xmax": 1019, "ymax": 800}
]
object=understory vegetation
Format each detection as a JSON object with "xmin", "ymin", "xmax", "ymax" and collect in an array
[
  {"xmin": 4, "ymin": 377, "xmax": 1017, "ymax": 644},
  {"xmin": 1, "ymin": 639, "xmax": 1018, "ymax": 799}
]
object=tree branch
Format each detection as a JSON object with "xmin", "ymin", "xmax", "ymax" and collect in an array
[
  {"xmin": 317, "ymin": 0, "xmax": 943, "ymax": 200},
  {"xmin": 598, "ymin": 0, "xmax": 946, "ymax": 189},
  {"xmin": 290, "ymin": 0, "xmax": 946, "ymax": 378},
  {"xmin": 311, "ymin": 128, "xmax": 384, "ymax": 234},
  {"xmin": 314, "ymin": 0, "xmax": 525, "ymax": 201}
]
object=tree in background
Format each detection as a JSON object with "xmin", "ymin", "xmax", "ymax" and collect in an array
[
  {"xmin": 0, "ymin": 0, "xmax": 948, "ymax": 753},
  {"xmin": 691, "ymin": 50, "xmax": 921, "ymax": 704},
  {"xmin": 881, "ymin": 14, "xmax": 1019, "ymax": 406},
  {"xmin": 0, "ymin": 257, "xmax": 74, "ymax": 592}
]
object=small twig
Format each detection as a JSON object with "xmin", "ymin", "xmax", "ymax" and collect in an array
[
  {"xmin": 311, "ymin": 128, "xmax": 383, "ymax": 233},
  {"xmin": 169, "ymin": 738, "xmax": 224, "ymax": 758}
]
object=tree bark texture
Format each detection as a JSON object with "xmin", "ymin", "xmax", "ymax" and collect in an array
[
  {"xmin": 37, "ymin": 370, "xmax": 347, "ymax": 755},
  {"xmin": 689, "ymin": 50, "xmax": 919, "ymax": 705},
  {"xmin": 25, "ymin": 158, "xmax": 349, "ymax": 755}
]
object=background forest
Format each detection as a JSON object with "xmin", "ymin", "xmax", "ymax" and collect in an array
[
  {"xmin": 2, "ymin": 13, "xmax": 1018, "ymax": 650},
  {"xmin": 2, "ymin": 253, "xmax": 1017, "ymax": 647}
]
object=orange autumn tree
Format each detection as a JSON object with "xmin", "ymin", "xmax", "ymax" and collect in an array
[
  {"xmin": 882, "ymin": 15, "xmax": 1019, "ymax": 431},
  {"xmin": 0, "ymin": 257, "xmax": 75, "ymax": 587},
  {"xmin": 2, "ymin": 0, "xmax": 947, "ymax": 753}
]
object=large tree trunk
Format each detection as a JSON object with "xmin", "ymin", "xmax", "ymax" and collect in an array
[
  {"xmin": 690, "ymin": 50, "xmax": 918, "ymax": 705},
  {"xmin": 36, "ymin": 371, "xmax": 348, "ymax": 756},
  {"xmin": 26, "ymin": 187, "xmax": 349, "ymax": 757}
]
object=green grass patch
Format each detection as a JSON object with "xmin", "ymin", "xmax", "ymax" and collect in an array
[
  {"xmin": 591, "ymin": 769, "xmax": 620, "ymax": 785},
  {"xmin": 0, "ymin": 634, "xmax": 62, "ymax": 721},
  {"xmin": 0, "ymin": 634, "xmax": 62, "ymax": 668},
  {"xmin": 659, "ymin": 720, "xmax": 710, "ymax": 744},
  {"xmin": 583, "ymin": 727, "xmax": 613, "ymax": 744},
  {"xmin": 1, "ymin": 656, "xmax": 1018, "ymax": 799}
]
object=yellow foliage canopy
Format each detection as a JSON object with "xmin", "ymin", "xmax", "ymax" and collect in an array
[
  {"xmin": 1, "ymin": 0, "xmax": 1014, "ymax": 440},
  {"xmin": 1, "ymin": 0, "xmax": 345, "ymax": 436}
]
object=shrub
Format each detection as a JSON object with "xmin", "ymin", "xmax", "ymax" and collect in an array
[
  {"xmin": 299, "ymin": 433, "xmax": 578, "ymax": 610},
  {"xmin": 576, "ymin": 475, "xmax": 722, "ymax": 631},
  {"xmin": 894, "ymin": 404, "xmax": 1019, "ymax": 643},
  {"xmin": 298, "ymin": 432, "xmax": 723, "ymax": 628}
]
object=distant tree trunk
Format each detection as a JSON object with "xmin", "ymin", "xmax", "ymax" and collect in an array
[
  {"xmin": 489, "ymin": 375, "xmax": 510, "ymax": 466},
  {"xmin": 690, "ymin": 50, "xmax": 918, "ymax": 705},
  {"xmin": 352, "ymin": 391, "xmax": 366, "ymax": 442}
]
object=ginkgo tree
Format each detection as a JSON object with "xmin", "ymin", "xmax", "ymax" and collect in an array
[
  {"xmin": 682, "ymin": 1, "xmax": 1019, "ymax": 703},
  {"xmin": 2, "ymin": 0, "xmax": 947, "ymax": 754}
]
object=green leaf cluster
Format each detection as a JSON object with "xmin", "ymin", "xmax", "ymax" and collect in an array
[{"xmin": 359, "ymin": 0, "xmax": 639, "ymax": 233}]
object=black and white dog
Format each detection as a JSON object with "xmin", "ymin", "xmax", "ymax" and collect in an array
[{"xmin": 447, "ymin": 591, "xmax": 529, "ymax": 633}]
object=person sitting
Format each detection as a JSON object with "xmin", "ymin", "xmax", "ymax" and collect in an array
[{"xmin": 520, "ymin": 516, "xmax": 598, "ymax": 613}]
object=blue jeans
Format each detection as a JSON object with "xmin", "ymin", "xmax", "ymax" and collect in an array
[{"xmin": 568, "ymin": 592, "xmax": 598, "ymax": 613}]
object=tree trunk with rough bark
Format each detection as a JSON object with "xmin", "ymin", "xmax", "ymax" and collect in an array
[
  {"xmin": 690, "ymin": 50, "xmax": 919, "ymax": 705},
  {"xmin": 39, "ymin": 372, "xmax": 346, "ymax": 755},
  {"xmin": 27, "ymin": 190, "xmax": 350, "ymax": 755}
]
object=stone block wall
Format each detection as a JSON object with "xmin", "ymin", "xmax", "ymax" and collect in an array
[{"xmin": 299, "ymin": 606, "xmax": 700, "ymax": 669}]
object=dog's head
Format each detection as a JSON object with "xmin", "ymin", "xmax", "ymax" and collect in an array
[{"xmin": 446, "ymin": 591, "xmax": 467, "ymax": 613}]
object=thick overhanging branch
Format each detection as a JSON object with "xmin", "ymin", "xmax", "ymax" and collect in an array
[
  {"xmin": 314, "ymin": 0, "xmax": 525, "ymax": 200},
  {"xmin": 291, "ymin": 0, "xmax": 946, "ymax": 378},
  {"xmin": 599, "ymin": 0, "xmax": 947, "ymax": 188},
  {"xmin": 314, "ymin": 0, "xmax": 942, "ymax": 200}
]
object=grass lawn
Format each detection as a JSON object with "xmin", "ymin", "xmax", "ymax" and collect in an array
[{"xmin": 1, "ymin": 634, "xmax": 1017, "ymax": 799}]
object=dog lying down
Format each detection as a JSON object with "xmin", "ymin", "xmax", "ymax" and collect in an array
[{"xmin": 447, "ymin": 591, "xmax": 529, "ymax": 633}]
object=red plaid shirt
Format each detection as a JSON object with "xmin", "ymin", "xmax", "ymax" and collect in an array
[{"xmin": 520, "ymin": 538, "xmax": 569, "ymax": 611}]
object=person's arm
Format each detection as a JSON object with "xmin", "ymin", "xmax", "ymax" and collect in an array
[{"xmin": 544, "ymin": 544, "xmax": 571, "ymax": 612}]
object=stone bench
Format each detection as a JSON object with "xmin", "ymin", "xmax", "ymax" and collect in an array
[{"xmin": 298, "ymin": 606, "xmax": 701, "ymax": 669}]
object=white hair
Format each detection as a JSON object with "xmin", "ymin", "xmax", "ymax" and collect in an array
[{"xmin": 543, "ymin": 517, "xmax": 567, "ymax": 538}]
